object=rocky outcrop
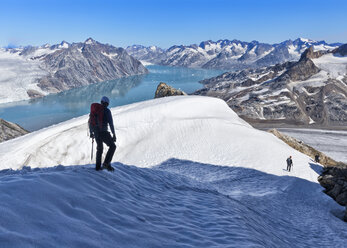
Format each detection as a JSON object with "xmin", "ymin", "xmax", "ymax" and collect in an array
[
  {"xmin": 318, "ymin": 166, "xmax": 347, "ymax": 221},
  {"xmin": 154, "ymin": 82, "xmax": 187, "ymax": 98},
  {"xmin": 195, "ymin": 44, "xmax": 347, "ymax": 128},
  {"xmin": 27, "ymin": 89, "xmax": 44, "ymax": 98},
  {"xmin": 0, "ymin": 119, "xmax": 29, "ymax": 142},
  {"xmin": 269, "ymin": 128, "xmax": 347, "ymax": 221},
  {"xmin": 268, "ymin": 129, "xmax": 345, "ymax": 167},
  {"xmin": 277, "ymin": 51, "xmax": 320, "ymax": 82}
]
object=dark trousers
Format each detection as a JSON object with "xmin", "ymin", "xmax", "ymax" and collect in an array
[
  {"xmin": 287, "ymin": 164, "xmax": 292, "ymax": 172},
  {"xmin": 95, "ymin": 131, "xmax": 116, "ymax": 169}
]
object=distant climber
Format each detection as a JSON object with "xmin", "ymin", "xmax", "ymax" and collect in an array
[
  {"xmin": 89, "ymin": 96, "xmax": 116, "ymax": 171},
  {"xmin": 314, "ymin": 154, "xmax": 320, "ymax": 163},
  {"xmin": 286, "ymin": 156, "xmax": 293, "ymax": 172}
]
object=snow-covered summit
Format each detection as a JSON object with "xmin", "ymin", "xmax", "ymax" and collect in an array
[
  {"xmin": 0, "ymin": 96, "xmax": 320, "ymax": 183},
  {"xmin": 0, "ymin": 96, "xmax": 346, "ymax": 247}
]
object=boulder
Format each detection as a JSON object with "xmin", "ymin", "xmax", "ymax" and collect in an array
[{"xmin": 154, "ymin": 82, "xmax": 187, "ymax": 98}]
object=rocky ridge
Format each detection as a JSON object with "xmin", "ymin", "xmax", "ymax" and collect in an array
[
  {"xmin": 194, "ymin": 45, "xmax": 347, "ymax": 128},
  {"xmin": 268, "ymin": 129, "xmax": 345, "ymax": 167},
  {"xmin": 126, "ymin": 38, "xmax": 340, "ymax": 70},
  {"xmin": 1, "ymin": 38, "xmax": 148, "ymax": 102},
  {"xmin": 269, "ymin": 128, "xmax": 347, "ymax": 221},
  {"xmin": 0, "ymin": 118, "xmax": 29, "ymax": 142},
  {"xmin": 318, "ymin": 166, "xmax": 347, "ymax": 222}
]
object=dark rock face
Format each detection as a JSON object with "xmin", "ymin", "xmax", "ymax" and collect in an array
[
  {"xmin": 318, "ymin": 166, "xmax": 347, "ymax": 221},
  {"xmin": 154, "ymin": 82, "xmax": 187, "ymax": 98},
  {"xmin": 333, "ymin": 44, "xmax": 347, "ymax": 56},
  {"xmin": 0, "ymin": 119, "xmax": 29, "ymax": 143},
  {"xmin": 194, "ymin": 45, "xmax": 347, "ymax": 128},
  {"xmin": 37, "ymin": 38, "xmax": 148, "ymax": 93},
  {"xmin": 127, "ymin": 38, "xmax": 339, "ymax": 70}
]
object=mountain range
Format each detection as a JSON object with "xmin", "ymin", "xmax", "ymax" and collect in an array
[
  {"xmin": 0, "ymin": 38, "xmax": 148, "ymax": 104},
  {"xmin": 194, "ymin": 44, "xmax": 347, "ymax": 128},
  {"xmin": 126, "ymin": 38, "xmax": 340, "ymax": 70}
]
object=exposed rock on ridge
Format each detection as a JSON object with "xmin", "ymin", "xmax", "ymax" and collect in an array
[
  {"xmin": 194, "ymin": 44, "xmax": 347, "ymax": 128},
  {"xmin": 0, "ymin": 119, "xmax": 29, "ymax": 143},
  {"xmin": 37, "ymin": 38, "xmax": 148, "ymax": 93},
  {"xmin": 269, "ymin": 128, "xmax": 347, "ymax": 221},
  {"xmin": 268, "ymin": 129, "xmax": 345, "ymax": 167},
  {"xmin": 318, "ymin": 167, "xmax": 347, "ymax": 221},
  {"xmin": 154, "ymin": 82, "xmax": 187, "ymax": 98}
]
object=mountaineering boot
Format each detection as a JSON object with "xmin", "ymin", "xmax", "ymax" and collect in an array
[
  {"xmin": 95, "ymin": 165, "xmax": 102, "ymax": 171},
  {"xmin": 102, "ymin": 163, "xmax": 114, "ymax": 172}
]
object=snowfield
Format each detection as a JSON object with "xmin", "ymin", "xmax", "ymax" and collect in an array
[{"xmin": 0, "ymin": 96, "xmax": 346, "ymax": 247}]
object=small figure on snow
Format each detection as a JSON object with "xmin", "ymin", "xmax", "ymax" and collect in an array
[
  {"xmin": 286, "ymin": 156, "xmax": 293, "ymax": 172},
  {"xmin": 89, "ymin": 96, "xmax": 116, "ymax": 171},
  {"xmin": 314, "ymin": 154, "xmax": 320, "ymax": 163}
]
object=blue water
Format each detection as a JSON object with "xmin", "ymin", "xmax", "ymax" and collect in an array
[{"xmin": 0, "ymin": 65, "xmax": 223, "ymax": 131}]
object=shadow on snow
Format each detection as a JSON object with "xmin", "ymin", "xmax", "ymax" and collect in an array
[{"xmin": 0, "ymin": 158, "xmax": 346, "ymax": 248}]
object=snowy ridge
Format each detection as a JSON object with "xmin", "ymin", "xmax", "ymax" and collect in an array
[
  {"xmin": 0, "ymin": 96, "xmax": 323, "ymax": 181},
  {"xmin": 0, "ymin": 96, "xmax": 346, "ymax": 247}
]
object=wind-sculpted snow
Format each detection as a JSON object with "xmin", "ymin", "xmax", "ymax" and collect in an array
[
  {"xmin": 0, "ymin": 161, "xmax": 346, "ymax": 247},
  {"xmin": 0, "ymin": 96, "xmax": 318, "ymax": 183},
  {"xmin": 0, "ymin": 96, "xmax": 345, "ymax": 246}
]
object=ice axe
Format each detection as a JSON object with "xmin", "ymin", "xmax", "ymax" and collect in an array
[{"xmin": 91, "ymin": 138, "xmax": 94, "ymax": 160}]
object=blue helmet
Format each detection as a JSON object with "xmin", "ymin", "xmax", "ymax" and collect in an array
[{"xmin": 101, "ymin": 96, "xmax": 110, "ymax": 104}]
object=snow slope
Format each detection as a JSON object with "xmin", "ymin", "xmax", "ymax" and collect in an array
[{"xmin": 0, "ymin": 96, "xmax": 346, "ymax": 247}]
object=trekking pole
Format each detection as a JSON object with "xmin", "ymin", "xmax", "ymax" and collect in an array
[{"xmin": 91, "ymin": 138, "xmax": 94, "ymax": 160}]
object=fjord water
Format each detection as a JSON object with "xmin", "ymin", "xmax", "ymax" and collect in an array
[{"xmin": 0, "ymin": 65, "xmax": 223, "ymax": 131}]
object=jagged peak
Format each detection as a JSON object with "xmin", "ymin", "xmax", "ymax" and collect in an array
[
  {"xmin": 297, "ymin": 37, "xmax": 317, "ymax": 43},
  {"xmin": 85, "ymin": 37, "xmax": 96, "ymax": 45},
  {"xmin": 59, "ymin": 40, "xmax": 70, "ymax": 48}
]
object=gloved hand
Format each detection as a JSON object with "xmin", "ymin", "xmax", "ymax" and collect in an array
[
  {"xmin": 112, "ymin": 134, "xmax": 116, "ymax": 142},
  {"xmin": 90, "ymin": 133, "xmax": 95, "ymax": 139}
]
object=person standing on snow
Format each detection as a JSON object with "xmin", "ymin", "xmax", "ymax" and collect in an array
[
  {"xmin": 89, "ymin": 96, "xmax": 116, "ymax": 171},
  {"xmin": 286, "ymin": 156, "xmax": 293, "ymax": 172}
]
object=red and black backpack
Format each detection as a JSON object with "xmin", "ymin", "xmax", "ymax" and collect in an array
[{"xmin": 88, "ymin": 103, "xmax": 104, "ymax": 133}]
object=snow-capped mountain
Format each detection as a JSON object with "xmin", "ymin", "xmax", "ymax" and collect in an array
[
  {"xmin": 195, "ymin": 44, "xmax": 347, "ymax": 128},
  {"xmin": 0, "ymin": 38, "xmax": 148, "ymax": 104},
  {"xmin": 126, "ymin": 38, "xmax": 340, "ymax": 70},
  {"xmin": 125, "ymin": 44, "xmax": 166, "ymax": 64},
  {"xmin": 0, "ymin": 96, "xmax": 345, "ymax": 246}
]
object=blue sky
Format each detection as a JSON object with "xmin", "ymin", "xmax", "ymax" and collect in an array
[{"xmin": 1, "ymin": 0, "xmax": 346, "ymax": 48}]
